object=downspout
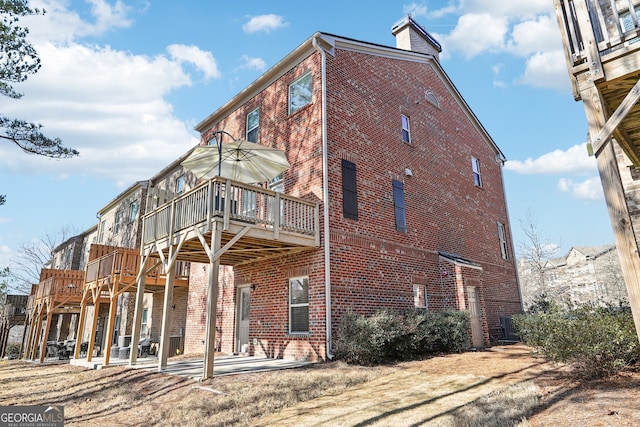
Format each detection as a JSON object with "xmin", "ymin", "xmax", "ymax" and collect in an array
[{"xmin": 312, "ymin": 34, "xmax": 334, "ymax": 359}]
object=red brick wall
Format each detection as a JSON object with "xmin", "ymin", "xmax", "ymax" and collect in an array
[{"xmin": 193, "ymin": 42, "xmax": 521, "ymax": 360}]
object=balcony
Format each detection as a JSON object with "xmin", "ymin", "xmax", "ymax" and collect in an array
[
  {"xmin": 32, "ymin": 269, "xmax": 85, "ymax": 310},
  {"xmin": 142, "ymin": 177, "xmax": 320, "ymax": 266},
  {"xmin": 85, "ymin": 244, "xmax": 190, "ymax": 294},
  {"xmin": 555, "ymin": 0, "xmax": 640, "ymax": 164}
]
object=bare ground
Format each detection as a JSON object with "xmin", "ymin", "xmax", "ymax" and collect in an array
[{"xmin": 1, "ymin": 344, "xmax": 639, "ymax": 426}]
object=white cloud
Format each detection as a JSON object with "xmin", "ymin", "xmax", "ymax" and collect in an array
[
  {"xmin": 0, "ymin": 4, "xmax": 206, "ymax": 187},
  {"xmin": 444, "ymin": 13, "xmax": 508, "ymax": 58},
  {"xmin": 238, "ymin": 55, "xmax": 267, "ymax": 72},
  {"xmin": 507, "ymin": 15, "xmax": 562, "ymax": 57},
  {"xmin": 242, "ymin": 14, "xmax": 288, "ymax": 34},
  {"xmin": 27, "ymin": 0, "xmax": 133, "ymax": 43},
  {"xmin": 167, "ymin": 44, "xmax": 221, "ymax": 80},
  {"xmin": 403, "ymin": 2, "xmax": 428, "ymax": 18},
  {"xmin": 558, "ymin": 177, "xmax": 604, "ymax": 200},
  {"xmin": 505, "ymin": 143, "xmax": 597, "ymax": 175}
]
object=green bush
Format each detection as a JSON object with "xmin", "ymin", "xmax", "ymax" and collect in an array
[
  {"xmin": 5, "ymin": 343, "xmax": 20, "ymax": 358},
  {"xmin": 514, "ymin": 302, "xmax": 640, "ymax": 379},
  {"xmin": 333, "ymin": 308, "xmax": 469, "ymax": 365}
]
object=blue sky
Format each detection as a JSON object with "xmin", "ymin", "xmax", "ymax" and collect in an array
[{"xmin": 0, "ymin": 0, "xmax": 613, "ymax": 272}]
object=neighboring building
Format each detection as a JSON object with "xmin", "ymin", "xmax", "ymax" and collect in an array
[
  {"xmin": 138, "ymin": 14, "xmax": 522, "ymax": 374},
  {"xmin": 518, "ymin": 244, "xmax": 626, "ymax": 309},
  {"xmin": 0, "ymin": 295, "xmax": 28, "ymax": 358}
]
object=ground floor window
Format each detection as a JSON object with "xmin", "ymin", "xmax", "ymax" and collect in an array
[
  {"xmin": 289, "ymin": 277, "xmax": 309, "ymax": 333},
  {"xmin": 141, "ymin": 308, "xmax": 149, "ymax": 338},
  {"xmin": 414, "ymin": 284, "xmax": 428, "ymax": 309}
]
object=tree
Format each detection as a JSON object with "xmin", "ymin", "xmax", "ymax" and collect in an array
[
  {"xmin": 0, "ymin": 1, "xmax": 78, "ymax": 158},
  {"xmin": 5, "ymin": 225, "xmax": 78, "ymax": 294},
  {"xmin": 517, "ymin": 208, "xmax": 561, "ymax": 310}
]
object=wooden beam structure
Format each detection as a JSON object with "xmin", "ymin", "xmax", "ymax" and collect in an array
[
  {"xmin": 555, "ymin": 0, "xmax": 640, "ymax": 341},
  {"xmin": 129, "ymin": 177, "xmax": 319, "ymax": 378}
]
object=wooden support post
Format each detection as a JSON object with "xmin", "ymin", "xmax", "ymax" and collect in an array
[
  {"xmin": 38, "ymin": 312, "xmax": 53, "ymax": 363},
  {"xmin": 103, "ymin": 297, "xmax": 118, "ymax": 366},
  {"xmin": 158, "ymin": 258, "xmax": 176, "ymax": 371},
  {"xmin": 582, "ymin": 83, "xmax": 640, "ymax": 343},
  {"xmin": 129, "ymin": 260, "xmax": 148, "ymax": 366},
  {"xmin": 86, "ymin": 300, "xmax": 101, "ymax": 362},
  {"xmin": 29, "ymin": 308, "xmax": 43, "ymax": 360},
  {"xmin": 203, "ymin": 226, "xmax": 222, "ymax": 379},
  {"xmin": 73, "ymin": 296, "xmax": 88, "ymax": 360}
]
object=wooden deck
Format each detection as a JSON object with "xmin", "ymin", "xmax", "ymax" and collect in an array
[
  {"xmin": 555, "ymin": 0, "xmax": 640, "ymax": 341},
  {"xmin": 142, "ymin": 177, "xmax": 320, "ymax": 265},
  {"xmin": 24, "ymin": 269, "xmax": 85, "ymax": 362},
  {"xmin": 555, "ymin": 0, "xmax": 640, "ymax": 163}
]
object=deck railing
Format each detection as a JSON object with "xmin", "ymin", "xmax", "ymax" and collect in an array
[
  {"xmin": 143, "ymin": 178, "xmax": 318, "ymax": 245},
  {"xmin": 85, "ymin": 248, "xmax": 190, "ymax": 285},
  {"xmin": 556, "ymin": 0, "xmax": 640, "ymax": 68},
  {"xmin": 34, "ymin": 271, "xmax": 84, "ymax": 302}
]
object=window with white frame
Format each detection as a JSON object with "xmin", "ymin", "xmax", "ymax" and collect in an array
[
  {"xmin": 289, "ymin": 277, "xmax": 309, "ymax": 333},
  {"xmin": 114, "ymin": 210, "xmax": 122, "ymax": 234},
  {"xmin": 98, "ymin": 219, "xmax": 105, "ymax": 242},
  {"xmin": 176, "ymin": 174, "xmax": 185, "ymax": 195},
  {"xmin": 141, "ymin": 308, "xmax": 149, "ymax": 338},
  {"xmin": 246, "ymin": 107, "xmax": 259, "ymax": 143},
  {"xmin": 413, "ymin": 284, "xmax": 428, "ymax": 309},
  {"xmin": 289, "ymin": 72, "xmax": 312, "ymax": 114},
  {"xmin": 401, "ymin": 114, "xmax": 411, "ymax": 143},
  {"xmin": 269, "ymin": 173, "xmax": 283, "ymax": 193},
  {"xmin": 129, "ymin": 200, "xmax": 139, "ymax": 222},
  {"xmin": 472, "ymin": 157, "xmax": 482, "ymax": 187},
  {"xmin": 497, "ymin": 221, "xmax": 509, "ymax": 259}
]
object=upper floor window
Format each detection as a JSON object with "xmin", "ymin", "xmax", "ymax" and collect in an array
[
  {"xmin": 269, "ymin": 173, "xmax": 283, "ymax": 193},
  {"xmin": 289, "ymin": 277, "xmax": 309, "ymax": 334},
  {"xmin": 497, "ymin": 221, "xmax": 509, "ymax": 260},
  {"xmin": 392, "ymin": 179, "xmax": 407, "ymax": 233},
  {"xmin": 176, "ymin": 174, "xmax": 185, "ymax": 195},
  {"xmin": 129, "ymin": 200, "xmax": 139, "ymax": 222},
  {"xmin": 98, "ymin": 219, "xmax": 105, "ymax": 242},
  {"xmin": 472, "ymin": 157, "xmax": 482, "ymax": 187},
  {"xmin": 246, "ymin": 108, "xmax": 259, "ymax": 143},
  {"xmin": 289, "ymin": 72, "xmax": 312, "ymax": 114},
  {"xmin": 114, "ymin": 210, "xmax": 122, "ymax": 234},
  {"xmin": 342, "ymin": 159, "xmax": 358, "ymax": 220},
  {"xmin": 401, "ymin": 114, "xmax": 411, "ymax": 143}
]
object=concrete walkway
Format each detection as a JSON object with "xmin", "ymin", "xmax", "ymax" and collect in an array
[{"xmin": 71, "ymin": 354, "xmax": 314, "ymax": 378}]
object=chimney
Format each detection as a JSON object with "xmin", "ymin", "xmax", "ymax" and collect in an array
[{"xmin": 391, "ymin": 15, "xmax": 442, "ymax": 61}]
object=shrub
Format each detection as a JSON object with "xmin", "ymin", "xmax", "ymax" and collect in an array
[
  {"xmin": 333, "ymin": 308, "xmax": 469, "ymax": 365},
  {"xmin": 5, "ymin": 343, "xmax": 20, "ymax": 358},
  {"xmin": 514, "ymin": 302, "xmax": 640, "ymax": 379}
]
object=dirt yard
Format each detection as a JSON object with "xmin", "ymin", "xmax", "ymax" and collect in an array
[{"xmin": 1, "ymin": 344, "xmax": 639, "ymax": 426}]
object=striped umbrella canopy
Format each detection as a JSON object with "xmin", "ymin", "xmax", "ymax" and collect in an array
[{"xmin": 181, "ymin": 139, "xmax": 290, "ymax": 184}]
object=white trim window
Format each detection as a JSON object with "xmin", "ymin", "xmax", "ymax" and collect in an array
[
  {"xmin": 141, "ymin": 308, "xmax": 149, "ymax": 338},
  {"xmin": 289, "ymin": 277, "xmax": 309, "ymax": 333},
  {"xmin": 414, "ymin": 284, "xmax": 428, "ymax": 309},
  {"xmin": 401, "ymin": 114, "xmax": 411, "ymax": 143},
  {"xmin": 129, "ymin": 200, "xmax": 139, "ymax": 222},
  {"xmin": 289, "ymin": 72, "xmax": 312, "ymax": 114},
  {"xmin": 472, "ymin": 157, "xmax": 482, "ymax": 187},
  {"xmin": 497, "ymin": 221, "xmax": 509, "ymax": 260},
  {"xmin": 246, "ymin": 107, "xmax": 259, "ymax": 143},
  {"xmin": 176, "ymin": 174, "xmax": 185, "ymax": 195},
  {"xmin": 114, "ymin": 210, "xmax": 122, "ymax": 234}
]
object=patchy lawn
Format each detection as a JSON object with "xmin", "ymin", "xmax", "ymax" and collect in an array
[{"xmin": 1, "ymin": 344, "xmax": 639, "ymax": 426}]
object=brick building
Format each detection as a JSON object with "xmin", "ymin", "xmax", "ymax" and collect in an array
[
  {"xmin": 135, "ymin": 15, "xmax": 522, "ymax": 374},
  {"xmin": 518, "ymin": 244, "xmax": 626, "ymax": 309}
]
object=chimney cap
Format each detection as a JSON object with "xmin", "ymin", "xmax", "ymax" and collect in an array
[{"xmin": 391, "ymin": 15, "xmax": 442, "ymax": 53}]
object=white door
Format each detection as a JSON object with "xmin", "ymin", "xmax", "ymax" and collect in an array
[
  {"xmin": 467, "ymin": 286, "xmax": 485, "ymax": 348},
  {"xmin": 236, "ymin": 287, "xmax": 250, "ymax": 353}
]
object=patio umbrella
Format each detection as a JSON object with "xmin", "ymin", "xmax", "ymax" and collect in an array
[{"xmin": 181, "ymin": 139, "xmax": 290, "ymax": 184}]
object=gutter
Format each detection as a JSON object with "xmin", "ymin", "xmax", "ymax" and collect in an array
[{"xmin": 312, "ymin": 34, "xmax": 334, "ymax": 360}]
